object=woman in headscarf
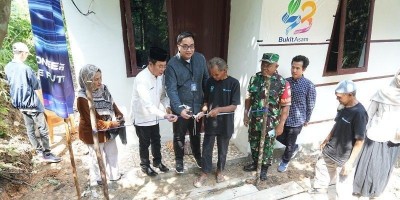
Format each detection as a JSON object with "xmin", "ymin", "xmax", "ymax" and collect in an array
[
  {"xmin": 353, "ymin": 68, "xmax": 400, "ymax": 198},
  {"xmin": 77, "ymin": 64, "xmax": 123, "ymax": 186}
]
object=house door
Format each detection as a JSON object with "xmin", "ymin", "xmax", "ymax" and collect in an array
[{"xmin": 166, "ymin": 0, "xmax": 231, "ymax": 61}]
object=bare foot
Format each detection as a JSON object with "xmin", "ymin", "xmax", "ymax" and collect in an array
[
  {"xmin": 216, "ymin": 171, "xmax": 227, "ymax": 183},
  {"xmin": 193, "ymin": 173, "xmax": 208, "ymax": 188}
]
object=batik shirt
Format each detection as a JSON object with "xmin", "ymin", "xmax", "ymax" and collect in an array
[{"xmin": 247, "ymin": 72, "xmax": 291, "ymax": 134}]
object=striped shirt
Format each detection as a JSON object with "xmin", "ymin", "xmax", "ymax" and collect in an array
[{"xmin": 285, "ymin": 76, "xmax": 316, "ymax": 127}]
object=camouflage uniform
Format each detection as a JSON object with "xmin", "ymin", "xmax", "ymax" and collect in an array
[{"xmin": 247, "ymin": 72, "xmax": 291, "ymax": 166}]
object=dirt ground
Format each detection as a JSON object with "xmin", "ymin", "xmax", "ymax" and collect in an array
[
  {"xmin": 1, "ymin": 126, "xmax": 400, "ymax": 200},
  {"xmin": 0, "ymin": 131, "xmax": 313, "ymax": 200}
]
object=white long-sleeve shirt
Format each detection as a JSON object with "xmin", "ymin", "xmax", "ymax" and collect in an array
[{"xmin": 130, "ymin": 67, "xmax": 170, "ymax": 126}]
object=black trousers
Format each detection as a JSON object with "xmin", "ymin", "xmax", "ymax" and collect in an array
[
  {"xmin": 173, "ymin": 117, "xmax": 202, "ymax": 162},
  {"xmin": 135, "ymin": 124, "xmax": 162, "ymax": 167},
  {"xmin": 201, "ymin": 134, "xmax": 231, "ymax": 173},
  {"xmin": 276, "ymin": 125, "xmax": 303, "ymax": 163}
]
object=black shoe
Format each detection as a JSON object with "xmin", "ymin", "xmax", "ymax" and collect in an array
[
  {"xmin": 175, "ymin": 162, "xmax": 184, "ymax": 174},
  {"xmin": 141, "ymin": 166, "xmax": 158, "ymax": 176},
  {"xmin": 153, "ymin": 163, "xmax": 169, "ymax": 172},
  {"xmin": 243, "ymin": 162, "xmax": 257, "ymax": 172},
  {"xmin": 260, "ymin": 165, "xmax": 268, "ymax": 181},
  {"xmin": 195, "ymin": 157, "xmax": 202, "ymax": 168}
]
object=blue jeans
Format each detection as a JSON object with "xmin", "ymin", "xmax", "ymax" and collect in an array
[
  {"xmin": 276, "ymin": 125, "xmax": 302, "ymax": 163},
  {"xmin": 21, "ymin": 111, "xmax": 50, "ymax": 152}
]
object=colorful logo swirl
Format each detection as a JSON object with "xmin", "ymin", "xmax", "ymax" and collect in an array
[{"xmin": 282, "ymin": 0, "xmax": 317, "ymax": 35}]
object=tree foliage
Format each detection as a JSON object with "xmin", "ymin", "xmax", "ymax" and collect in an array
[
  {"xmin": 132, "ymin": 0, "xmax": 169, "ymax": 68},
  {"xmin": 0, "ymin": 1, "xmax": 36, "ymax": 138},
  {"xmin": 0, "ymin": 17, "xmax": 37, "ymax": 73}
]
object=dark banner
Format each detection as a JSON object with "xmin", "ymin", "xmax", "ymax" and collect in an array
[{"xmin": 28, "ymin": 0, "xmax": 75, "ymax": 118}]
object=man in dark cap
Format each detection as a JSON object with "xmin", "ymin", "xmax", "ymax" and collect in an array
[
  {"xmin": 243, "ymin": 53, "xmax": 291, "ymax": 181},
  {"xmin": 130, "ymin": 47, "xmax": 178, "ymax": 176}
]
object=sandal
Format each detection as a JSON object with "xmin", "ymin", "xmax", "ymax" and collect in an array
[
  {"xmin": 308, "ymin": 188, "xmax": 327, "ymax": 194},
  {"xmin": 110, "ymin": 174, "xmax": 123, "ymax": 181},
  {"xmin": 216, "ymin": 173, "xmax": 226, "ymax": 183},
  {"xmin": 193, "ymin": 173, "xmax": 208, "ymax": 188}
]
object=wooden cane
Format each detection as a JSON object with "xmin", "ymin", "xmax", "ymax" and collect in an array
[
  {"xmin": 64, "ymin": 118, "xmax": 81, "ymax": 199},
  {"xmin": 255, "ymin": 76, "xmax": 271, "ymax": 185},
  {"xmin": 85, "ymin": 81, "xmax": 110, "ymax": 200}
]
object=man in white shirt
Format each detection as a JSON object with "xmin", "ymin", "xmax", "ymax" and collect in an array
[{"xmin": 130, "ymin": 47, "xmax": 178, "ymax": 176}]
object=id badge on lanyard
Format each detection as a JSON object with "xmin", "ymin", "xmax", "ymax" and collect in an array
[
  {"xmin": 189, "ymin": 62, "xmax": 198, "ymax": 92},
  {"xmin": 191, "ymin": 82, "xmax": 198, "ymax": 92}
]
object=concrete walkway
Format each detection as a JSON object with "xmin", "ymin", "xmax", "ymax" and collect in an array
[
  {"xmin": 201, "ymin": 175, "xmax": 400, "ymax": 200},
  {"xmin": 50, "ymin": 123, "xmax": 400, "ymax": 200}
]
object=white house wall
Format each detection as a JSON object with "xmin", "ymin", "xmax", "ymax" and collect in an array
[
  {"xmin": 61, "ymin": 0, "xmax": 400, "ymax": 154},
  {"xmin": 368, "ymin": 0, "xmax": 400, "ymax": 76},
  {"xmin": 61, "ymin": 0, "xmax": 133, "ymax": 113},
  {"xmin": 61, "ymin": 0, "xmax": 173, "ymax": 141},
  {"xmin": 227, "ymin": 0, "xmax": 264, "ymax": 153},
  {"xmin": 371, "ymin": 0, "xmax": 400, "ymax": 40},
  {"xmin": 228, "ymin": 0, "xmax": 400, "ymax": 153}
]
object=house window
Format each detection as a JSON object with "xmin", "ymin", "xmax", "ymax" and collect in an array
[
  {"xmin": 324, "ymin": 0, "xmax": 375, "ymax": 76},
  {"xmin": 120, "ymin": 0, "xmax": 169, "ymax": 77}
]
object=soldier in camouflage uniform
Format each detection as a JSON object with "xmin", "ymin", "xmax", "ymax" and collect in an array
[{"xmin": 243, "ymin": 53, "xmax": 291, "ymax": 181}]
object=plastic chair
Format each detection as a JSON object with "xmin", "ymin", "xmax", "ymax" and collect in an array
[{"xmin": 36, "ymin": 90, "xmax": 76, "ymax": 144}]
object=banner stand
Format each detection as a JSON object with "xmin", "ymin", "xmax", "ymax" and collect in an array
[{"xmin": 28, "ymin": 0, "xmax": 79, "ymax": 197}]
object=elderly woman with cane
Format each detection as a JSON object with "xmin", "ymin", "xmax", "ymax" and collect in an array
[{"xmin": 77, "ymin": 64, "xmax": 123, "ymax": 186}]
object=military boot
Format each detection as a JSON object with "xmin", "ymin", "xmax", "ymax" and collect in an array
[
  {"xmin": 243, "ymin": 160, "xmax": 258, "ymax": 172},
  {"xmin": 260, "ymin": 165, "xmax": 269, "ymax": 181}
]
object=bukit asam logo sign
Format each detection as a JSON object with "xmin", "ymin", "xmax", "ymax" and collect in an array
[{"xmin": 279, "ymin": 0, "xmax": 317, "ymax": 43}]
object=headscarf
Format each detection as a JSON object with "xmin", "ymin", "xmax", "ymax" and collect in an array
[
  {"xmin": 78, "ymin": 64, "xmax": 99, "ymax": 98},
  {"xmin": 78, "ymin": 64, "xmax": 115, "ymax": 118},
  {"xmin": 371, "ymin": 68, "xmax": 400, "ymax": 105}
]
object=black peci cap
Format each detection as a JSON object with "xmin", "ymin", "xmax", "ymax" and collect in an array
[{"xmin": 149, "ymin": 47, "xmax": 168, "ymax": 61}]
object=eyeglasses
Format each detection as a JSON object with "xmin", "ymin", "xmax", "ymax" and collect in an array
[{"xmin": 179, "ymin": 44, "xmax": 195, "ymax": 51}]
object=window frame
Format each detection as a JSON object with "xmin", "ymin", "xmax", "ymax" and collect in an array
[
  {"xmin": 323, "ymin": 0, "xmax": 376, "ymax": 76},
  {"xmin": 120, "ymin": 0, "xmax": 141, "ymax": 77}
]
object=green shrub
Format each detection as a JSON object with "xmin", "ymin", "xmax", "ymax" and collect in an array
[
  {"xmin": 0, "ymin": 15, "xmax": 37, "ymax": 72},
  {"xmin": 0, "ymin": 1, "xmax": 35, "ymax": 138}
]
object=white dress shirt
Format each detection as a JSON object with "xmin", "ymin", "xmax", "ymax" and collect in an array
[{"xmin": 130, "ymin": 67, "xmax": 170, "ymax": 126}]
